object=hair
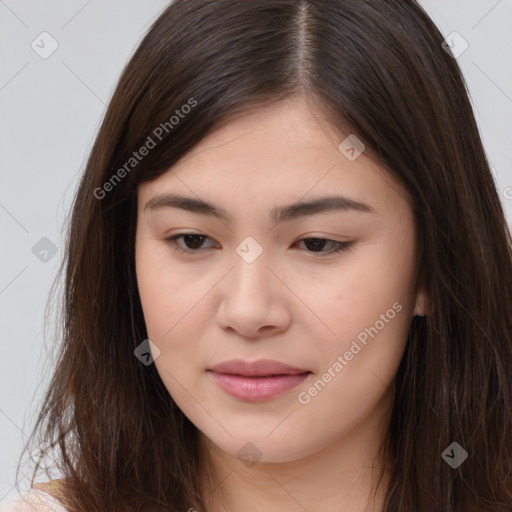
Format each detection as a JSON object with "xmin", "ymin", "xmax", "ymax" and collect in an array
[{"xmin": 14, "ymin": 0, "xmax": 512, "ymax": 511}]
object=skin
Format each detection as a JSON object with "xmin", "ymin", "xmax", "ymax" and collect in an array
[{"xmin": 135, "ymin": 94, "xmax": 427, "ymax": 512}]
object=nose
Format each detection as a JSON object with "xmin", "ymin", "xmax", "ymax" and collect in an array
[{"xmin": 216, "ymin": 251, "xmax": 292, "ymax": 339}]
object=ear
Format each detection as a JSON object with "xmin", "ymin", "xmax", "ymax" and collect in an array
[{"xmin": 412, "ymin": 288, "xmax": 428, "ymax": 317}]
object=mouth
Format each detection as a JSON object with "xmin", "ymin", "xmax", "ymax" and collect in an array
[{"xmin": 207, "ymin": 359, "xmax": 312, "ymax": 402}]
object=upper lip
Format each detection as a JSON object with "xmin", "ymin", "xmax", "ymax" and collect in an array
[{"xmin": 208, "ymin": 359, "xmax": 310, "ymax": 377}]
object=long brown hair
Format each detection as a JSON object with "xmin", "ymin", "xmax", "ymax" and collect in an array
[{"xmin": 15, "ymin": 0, "xmax": 512, "ymax": 510}]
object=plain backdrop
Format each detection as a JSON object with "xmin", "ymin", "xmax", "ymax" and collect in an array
[{"xmin": 1, "ymin": 0, "xmax": 511, "ymax": 504}]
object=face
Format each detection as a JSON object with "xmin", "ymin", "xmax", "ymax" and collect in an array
[{"xmin": 135, "ymin": 95, "xmax": 426, "ymax": 464}]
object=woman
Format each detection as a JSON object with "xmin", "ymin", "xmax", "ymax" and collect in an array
[{"xmin": 3, "ymin": 0, "xmax": 512, "ymax": 511}]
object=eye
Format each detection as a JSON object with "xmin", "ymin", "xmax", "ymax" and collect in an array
[
  {"xmin": 165, "ymin": 233, "xmax": 218, "ymax": 253},
  {"xmin": 164, "ymin": 233, "xmax": 354, "ymax": 256},
  {"xmin": 294, "ymin": 237, "xmax": 354, "ymax": 255}
]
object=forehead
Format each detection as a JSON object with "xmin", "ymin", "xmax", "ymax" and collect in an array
[{"xmin": 138, "ymin": 97, "xmax": 411, "ymax": 217}]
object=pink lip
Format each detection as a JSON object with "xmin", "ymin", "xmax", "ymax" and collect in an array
[{"xmin": 208, "ymin": 359, "xmax": 311, "ymax": 402}]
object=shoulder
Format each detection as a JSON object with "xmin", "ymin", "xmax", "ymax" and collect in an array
[{"xmin": 0, "ymin": 482, "xmax": 68, "ymax": 512}]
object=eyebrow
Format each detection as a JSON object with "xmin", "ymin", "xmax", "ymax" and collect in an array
[{"xmin": 144, "ymin": 193, "xmax": 377, "ymax": 223}]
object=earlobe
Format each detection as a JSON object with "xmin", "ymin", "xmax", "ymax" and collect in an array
[{"xmin": 413, "ymin": 289, "xmax": 428, "ymax": 317}]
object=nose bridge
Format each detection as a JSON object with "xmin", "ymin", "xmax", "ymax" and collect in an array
[
  {"xmin": 230, "ymin": 237, "xmax": 275, "ymax": 297},
  {"xmin": 215, "ymin": 237, "xmax": 291, "ymax": 336}
]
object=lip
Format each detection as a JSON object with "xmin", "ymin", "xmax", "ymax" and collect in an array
[
  {"xmin": 208, "ymin": 359, "xmax": 311, "ymax": 402},
  {"xmin": 209, "ymin": 358, "xmax": 309, "ymax": 376}
]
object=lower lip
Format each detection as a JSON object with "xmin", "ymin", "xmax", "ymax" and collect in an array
[{"xmin": 209, "ymin": 371, "xmax": 310, "ymax": 402}]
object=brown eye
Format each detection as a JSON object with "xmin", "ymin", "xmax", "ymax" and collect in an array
[
  {"xmin": 295, "ymin": 238, "xmax": 354, "ymax": 255},
  {"xmin": 164, "ymin": 234, "xmax": 353, "ymax": 257},
  {"xmin": 181, "ymin": 234, "xmax": 207, "ymax": 249},
  {"xmin": 164, "ymin": 233, "xmax": 217, "ymax": 253}
]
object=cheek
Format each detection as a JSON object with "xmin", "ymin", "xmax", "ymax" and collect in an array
[
  {"xmin": 334, "ymin": 232, "xmax": 415, "ymax": 317},
  {"xmin": 136, "ymin": 251, "xmax": 201, "ymax": 398},
  {"xmin": 314, "ymin": 245, "xmax": 414, "ymax": 374},
  {"xmin": 332, "ymin": 266, "xmax": 408, "ymax": 333},
  {"xmin": 136, "ymin": 242, "xmax": 186, "ymax": 353},
  {"xmin": 303, "ymin": 278, "xmax": 409, "ymax": 427},
  {"xmin": 136, "ymin": 244, "xmax": 164, "ymax": 330},
  {"xmin": 135, "ymin": 241, "xmax": 215, "ymax": 383},
  {"xmin": 136, "ymin": 240, "xmax": 190, "ymax": 329}
]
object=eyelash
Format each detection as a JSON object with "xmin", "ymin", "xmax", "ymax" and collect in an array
[{"xmin": 164, "ymin": 234, "xmax": 354, "ymax": 256}]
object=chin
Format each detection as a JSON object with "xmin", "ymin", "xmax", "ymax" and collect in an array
[{"xmin": 201, "ymin": 427, "xmax": 320, "ymax": 465}]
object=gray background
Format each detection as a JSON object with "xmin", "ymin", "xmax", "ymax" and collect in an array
[{"xmin": 1, "ymin": 0, "xmax": 511, "ymax": 504}]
